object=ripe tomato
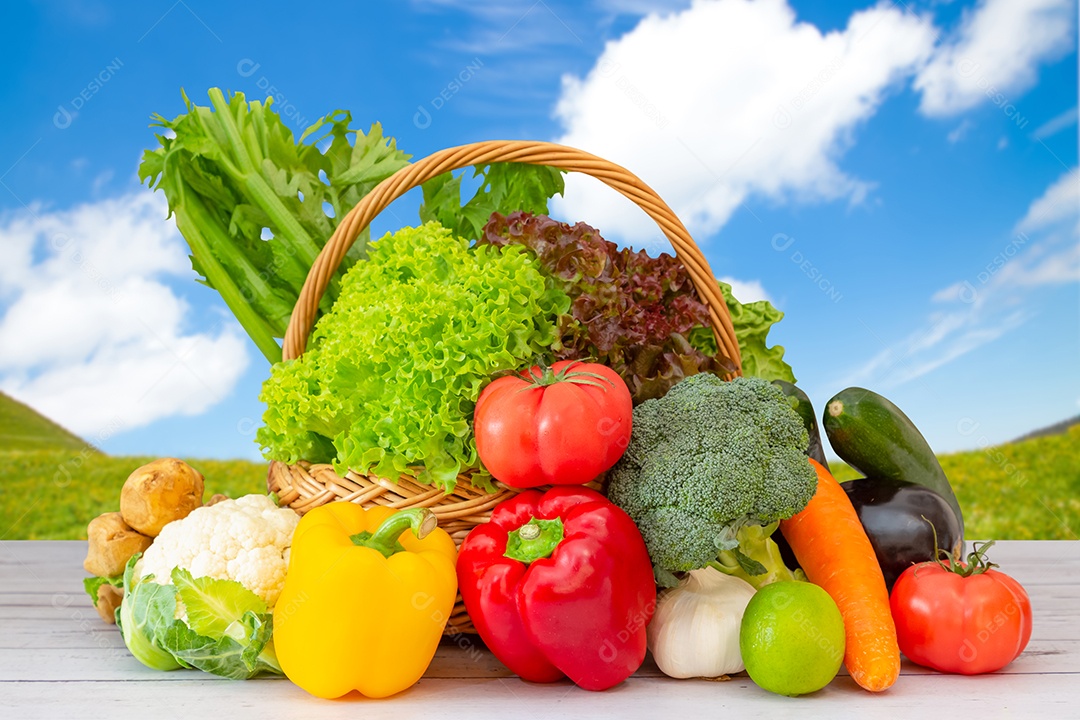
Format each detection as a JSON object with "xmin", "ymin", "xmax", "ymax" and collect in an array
[
  {"xmin": 889, "ymin": 542, "xmax": 1032, "ymax": 675},
  {"xmin": 474, "ymin": 360, "xmax": 633, "ymax": 488}
]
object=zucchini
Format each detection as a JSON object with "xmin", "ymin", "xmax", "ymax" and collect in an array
[
  {"xmin": 822, "ymin": 387, "xmax": 964, "ymax": 539},
  {"xmin": 772, "ymin": 380, "xmax": 829, "ymax": 470}
]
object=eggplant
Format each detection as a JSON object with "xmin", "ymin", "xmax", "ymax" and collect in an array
[
  {"xmin": 772, "ymin": 380, "xmax": 829, "ymax": 470},
  {"xmin": 841, "ymin": 477, "xmax": 962, "ymax": 591}
]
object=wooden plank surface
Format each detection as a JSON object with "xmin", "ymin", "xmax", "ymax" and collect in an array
[{"xmin": 1, "ymin": 540, "xmax": 1077, "ymax": 719}]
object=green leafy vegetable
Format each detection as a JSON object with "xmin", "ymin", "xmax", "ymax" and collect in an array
[
  {"xmin": 83, "ymin": 575, "xmax": 122, "ymax": 607},
  {"xmin": 478, "ymin": 211, "xmax": 736, "ymax": 403},
  {"xmin": 116, "ymin": 556, "xmax": 182, "ymax": 672},
  {"xmin": 420, "ymin": 164, "xmax": 564, "ymax": 241},
  {"xmin": 689, "ymin": 281, "xmax": 796, "ymax": 384},
  {"xmin": 718, "ymin": 281, "xmax": 795, "ymax": 383},
  {"xmin": 140, "ymin": 88, "xmax": 412, "ymax": 363},
  {"xmin": 170, "ymin": 567, "xmax": 267, "ymax": 637},
  {"xmin": 256, "ymin": 222, "xmax": 570, "ymax": 490},
  {"xmin": 141, "ymin": 90, "xmax": 567, "ymax": 367},
  {"xmin": 116, "ymin": 556, "xmax": 281, "ymax": 679},
  {"xmin": 160, "ymin": 569, "xmax": 280, "ymax": 679}
]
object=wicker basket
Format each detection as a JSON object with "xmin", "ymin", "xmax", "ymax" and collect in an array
[{"xmin": 267, "ymin": 140, "xmax": 744, "ymax": 633}]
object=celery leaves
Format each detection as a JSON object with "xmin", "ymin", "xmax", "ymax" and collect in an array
[{"xmin": 140, "ymin": 89, "xmax": 411, "ymax": 363}]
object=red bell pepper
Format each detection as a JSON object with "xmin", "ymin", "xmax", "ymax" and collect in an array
[{"xmin": 457, "ymin": 486, "xmax": 655, "ymax": 691}]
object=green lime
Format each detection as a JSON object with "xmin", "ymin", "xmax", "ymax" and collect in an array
[{"xmin": 739, "ymin": 581, "xmax": 845, "ymax": 696}]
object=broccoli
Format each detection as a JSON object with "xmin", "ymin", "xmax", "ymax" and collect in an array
[{"xmin": 606, "ymin": 373, "xmax": 818, "ymax": 588}]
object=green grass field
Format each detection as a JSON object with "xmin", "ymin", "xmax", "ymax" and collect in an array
[
  {"xmin": 829, "ymin": 424, "xmax": 1080, "ymax": 541},
  {"xmin": 1, "ymin": 426, "xmax": 1076, "ymax": 541},
  {"xmin": 0, "ymin": 451, "xmax": 268, "ymax": 540},
  {"xmin": 0, "ymin": 389, "xmax": 1076, "ymax": 541}
]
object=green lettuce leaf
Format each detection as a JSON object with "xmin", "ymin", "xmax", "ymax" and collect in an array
[
  {"xmin": 717, "ymin": 280, "xmax": 795, "ymax": 383},
  {"xmin": 420, "ymin": 163, "xmax": 564, "ymax": 241}
]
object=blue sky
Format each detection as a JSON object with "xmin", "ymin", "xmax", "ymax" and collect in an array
[{"xmin": 0, "ymin": 0, "xmax": 1076, "ymax": 463}]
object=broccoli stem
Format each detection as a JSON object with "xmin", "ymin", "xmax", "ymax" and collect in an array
[{"xmin": 710, "ymin": 521, "xmax": 803, "ymax": 590}]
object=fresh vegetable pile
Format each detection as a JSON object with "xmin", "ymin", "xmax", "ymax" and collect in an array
[
  {"xmin": 76, "ymin": 88, "xmax": 1033, "ymax": 700},
  {"xmin": 257, "ymin": 222, "xmax": 569, "ymax": 489}
]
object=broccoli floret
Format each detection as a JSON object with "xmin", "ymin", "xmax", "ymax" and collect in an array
[{"xmin": 607, "ymin": 374, "xmax": 818, "ymax": 588}]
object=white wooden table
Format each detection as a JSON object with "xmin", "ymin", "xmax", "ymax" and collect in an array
[{"xmin": 2, "ymin": 541, "xmax": 1076, "ymax": 719}]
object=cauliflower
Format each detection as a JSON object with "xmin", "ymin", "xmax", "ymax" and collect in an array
[{"xmin": 138, "ymin": 494, "xmax": 299, "ymax": 607}]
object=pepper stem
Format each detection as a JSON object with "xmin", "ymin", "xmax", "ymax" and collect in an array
[
  {"xmin": 351, "ymin": 508, "xmax": 438, "ymax": 558},
  {"xmin": 504, "ymin": 517, "xmax": 564, "ymax": 564}
]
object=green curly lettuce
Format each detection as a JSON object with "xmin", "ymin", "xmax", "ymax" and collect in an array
[{"xmin": 256, "ymin": 222, "xmax": 570, "ymax": 491}]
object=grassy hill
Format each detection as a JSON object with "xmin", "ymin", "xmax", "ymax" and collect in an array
[
  {"xmin": 0, "ymin": 391, "xmax": 89, "ymax": 453},
  {"xmin": 1011, "ymin": 415, "xmax": 1080, "ymax": 444},
  {"xmin": 0, "ymin": 392, "xmax": 267, "ymax": 540}
]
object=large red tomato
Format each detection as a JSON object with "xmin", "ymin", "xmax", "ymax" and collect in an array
[
  {"xmin": 890, "ymin": 542, "xmax": 1032, "ymax": 675},
  {"xmin": 474, "ymin": 360, "xmax": 633, "ymax": 488}
]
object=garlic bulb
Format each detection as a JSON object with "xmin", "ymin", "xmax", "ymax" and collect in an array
[{"xmin": 647, "ymin": 567, "xmax": 757, "ymax": 679}]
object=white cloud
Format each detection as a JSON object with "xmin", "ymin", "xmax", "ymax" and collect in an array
[
  {"xmin": 848, "ymin": 168, "xmax": 1079, "ymax": 389},
  {"xmin": 719, "ymin": 277, "xmax": 772, "ymax": 304},
  {"xmin": 552, "ymin": 0, "xmax": 936, "ymax": 244},
  {"xmin": 914, "ymin": 0, "xmax": 1075, "ymax": 116},
  {"xmin": 947, "ymin": 119, "xmax": 974, "ymax": 143},
  {"xmin": 0, "ymin": 192, "xmax": 249, "ymax": 438},
  {"xmin": 1032, "ymin": 106, "xmax": 1079, "ymax": 140},
  {"xmin": 1018, "ymin": 167, "xmax": 1080, "ymax": 232}
]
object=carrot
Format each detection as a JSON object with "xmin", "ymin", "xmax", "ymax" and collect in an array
[{"xmin": 779, "ymin": 458, "xmax": 900, "ymax": 692}]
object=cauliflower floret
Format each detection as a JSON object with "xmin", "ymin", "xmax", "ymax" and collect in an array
[{"xmin": 138, "ymin": 494, "xmax": 300, "ymax": 607}]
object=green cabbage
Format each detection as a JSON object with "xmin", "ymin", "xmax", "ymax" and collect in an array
[{"xmin": 256, "ymin": 222, "xmax": 570, "ymax": 491}]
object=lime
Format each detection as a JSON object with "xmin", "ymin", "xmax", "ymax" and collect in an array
[{"xmin": 739, "ymin": 581, "xmax": 845, "ymax": 696}]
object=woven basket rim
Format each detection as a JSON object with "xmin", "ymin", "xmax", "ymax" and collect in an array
[{"xmin": 281, "ymin": 139, "xmax": 742, "ymax": 371}]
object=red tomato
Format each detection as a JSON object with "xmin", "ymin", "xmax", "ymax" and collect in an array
[
  {"xmin": 474, "ymin": 360, "xmax": 633, "ymax": 488},
  {"xmin": 890, "ymin": 543, "xmax": 1032, "ymax": 675}
]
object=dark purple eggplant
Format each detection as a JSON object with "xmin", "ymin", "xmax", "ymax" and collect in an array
[{"xmin": 841, "ymin": 477, "xmax": 962, "ymax": 591}]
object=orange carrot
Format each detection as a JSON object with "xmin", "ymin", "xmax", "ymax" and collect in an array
[{"xmin": 779, "ymin": 458, "xmax": 900, "ymax": 692}]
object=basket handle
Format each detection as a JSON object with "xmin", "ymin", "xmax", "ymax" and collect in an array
[{"xmin": 282, "ymin": 140, "xmax": 742, "ymax": 373}]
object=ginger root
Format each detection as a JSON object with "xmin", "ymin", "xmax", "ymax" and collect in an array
[
  {"xmin": 83, "ymin": 512, "xmax": 153, "ymax": 578},
  {"xmin": 119, "ymin": 458, "xmax": 204, "ymax": 537},
  {"xmin": 95, "ymin": 583, "xmax": 124, "ymax": 624}
]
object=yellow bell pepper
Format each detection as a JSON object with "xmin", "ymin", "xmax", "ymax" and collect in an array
[{"xmin": 273, "ymin": 503, "xmax": 457, "ymax": 698}]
